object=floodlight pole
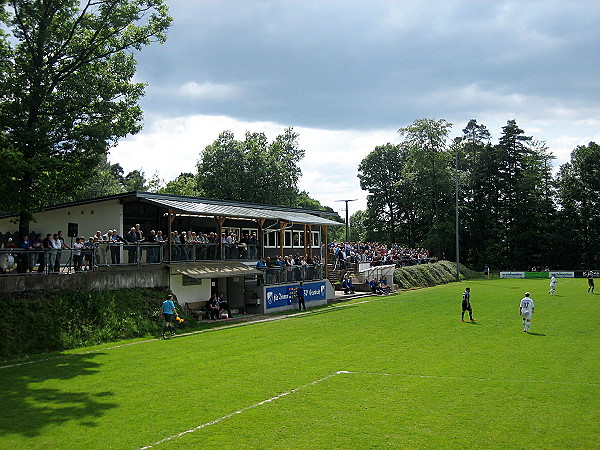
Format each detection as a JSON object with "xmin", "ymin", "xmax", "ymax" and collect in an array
[
  {"xmin": 455, "ymin": 141, "xmax": 461, "ymax": 282},
  {"xmin": 335, "ymin": 199, "xmax": 358, "ymax": 242}
]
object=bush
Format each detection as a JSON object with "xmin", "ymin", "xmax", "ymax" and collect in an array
[
  {"xmin": 0, "ymin": 288, "xmax": 194, "ymax": 359},
  {"xmin": 394, "ymin": 260, "xmax": 478, "ymax": 290}
]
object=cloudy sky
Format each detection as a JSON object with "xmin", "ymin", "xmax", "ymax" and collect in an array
[{"xmin": 111, "ymin": 0, "xmax": 600, "ymax": 216}]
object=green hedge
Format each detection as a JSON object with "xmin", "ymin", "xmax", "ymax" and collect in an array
[
  {"xmin": 394, "ymin": 260, "xmax": 479, "ymax": 290},
  {"xmin": 0, "ymin": 288, "xmax": 194, "ymax": 359}
]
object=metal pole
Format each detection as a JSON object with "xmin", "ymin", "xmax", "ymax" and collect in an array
[
  {"xmin": 335, "ymin": 199, "xmax": 358, "ymax": 242},
  {"xmin": 455, "ymin": 143, "xmax": 460, "ymax": 281}
]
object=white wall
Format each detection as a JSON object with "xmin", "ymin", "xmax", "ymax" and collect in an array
[
  {"xmin": 169, "ymin": 273, "xmax": 212, "ymax": 308},
  {"xmin": 0, "ymin": 199, "xmax": 124, "ymax": 238}
]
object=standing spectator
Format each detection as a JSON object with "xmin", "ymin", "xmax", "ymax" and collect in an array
[
  {"xmin": 297, "ymin": 281, "xmax": 306, "ymax": 311},
  {"xmin": 55, "ymin": 230, "xmax": 69, "ymax": 273},
  {"xmin": 95, "ymin": 230, "xmax": 108, "ymax": 265},
  {"xmin": 179, "ymin": 230, "xmax": 189, "ymax": 260},
  {"xmin": 110, "ymin": 229, "xmax": 126, "ymax": 264},
  {"xmin": 249, "ymin": 231, "xmax": 258, "ymax": 259},
  {"xmin": 83, "ymin": 237, "xmax": 95, "ymax": 270},
  {"xmin": 49, "ymin": 234, "xmax": 61, "ymax": 272},
  {"xmin": 41, "ymin": 233, "xmax": 53, "ymax": 273},
  {"xmin": 31, "ymin": 233, "xmax": 45, "ymax": 273},
  {"xmin": 146, "ymin": 230, "xmax": 157, "ymax": 263},
  {"xmin": 588, "ymin": 271, "xmax": 595, "ymax": 294},
  {"xmin": 125, "ymin": 227, "xmax": 139, "ymax": 263},
  {"xmin": 519, "ymin": 292, "xmax": 535, "ymax": 333},
  {"xmin": 134, "ymin": 224, "xmax": 144, "ymax": 241},
  {"xmin": 161, "ymin": 294, "xmax": 178, "ymax": 338},
  {"xmin": 17, "ymin": 234, "xmax": 32, "ymax": 273},
  {"xmin": 73, "ymin": 237, "xmax": 84, "ymax": 272},
  {"xmin": 461, "ymin": 287, "xmax": 474, "ymax": 322},
  {"xmin": 548, "ymin": 274, "xmax": 557, "ymax": 295}
]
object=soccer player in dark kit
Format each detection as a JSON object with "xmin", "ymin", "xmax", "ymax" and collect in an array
[{"xmin": 461, "ymin": 287, "xmax": 475, "ymax": 322}]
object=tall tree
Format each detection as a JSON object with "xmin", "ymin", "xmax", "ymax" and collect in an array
[
  {"xmin": 458, "ymin": 120, "xmax": 503, "ymax": 269},
  {"xmin": 398, "ymin": 118, "xmax": 455, "ymax": 257},
  {"xmin": 556, "ymin": 142, "xmax": 600, "ymax": 268},
  {"xmin": 494, "ymin": 120, "xmax": 554, "ymax": 268},
  {"xmin": 357, "ymin": 143, "xmax": 405, "ymax": 243},
  {"xmin": 197, "ymin": 127, "xmax": 305, "ymax": 207},
  {"xmin": 0, "ymin": 0, "xmax": 171, "ymax": 235},
  {"xmin": 159, "ymin": 172, "xmax": 203, "ymax": 198}
]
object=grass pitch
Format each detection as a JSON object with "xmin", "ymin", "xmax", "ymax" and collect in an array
[{"xmin": 0, "ymin": 278, "xmax": 598, "ymax": 449}]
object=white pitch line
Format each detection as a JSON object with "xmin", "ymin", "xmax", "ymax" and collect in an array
[
  {"xmin": 140, "ymin": 368, "xmax": 599, "ymax": 448},
  {"xmin": 139, "ymin": 370, "xmax": 348, "ymax": 449},
  {"xmin": 336, "ymin": 370, "xmax": 600, "ymax": 387}
]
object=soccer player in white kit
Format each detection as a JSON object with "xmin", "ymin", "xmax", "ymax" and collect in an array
[
  {"xmin": 548, "ymin": 274, "xmax": 556, "ymax": 295},
  {"xmin": 520, "ymin": 292, "xmax": 535, "ymax": 332}
]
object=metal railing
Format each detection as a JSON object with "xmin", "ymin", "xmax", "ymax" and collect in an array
[
  {"xmin": 255, "ymin": 264, "xmax": 324, "ymax": 284},
  {"xmin": 0, "ymin": 244, "xmax": 320, "ymax": 285}
]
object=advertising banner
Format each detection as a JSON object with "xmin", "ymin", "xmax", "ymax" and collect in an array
[
  {"xmin": 500, "ymin": 272, "xmax": 525, "ymax": 279},
  {"xmin": 266, "ymin": 281, "xmax": 327, "ymax": 309},
  {"xmin": 549, "ymin": 271, "xmax": 574, "ymax": 278},
  {"xmin": 524, "ymin": 271, "xmax": 548, "ymax": 279}
]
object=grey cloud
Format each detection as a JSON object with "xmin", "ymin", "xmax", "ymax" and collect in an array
[{"xmin": 135, "ymin": 0, "xmax": 600, "ymax": 130}]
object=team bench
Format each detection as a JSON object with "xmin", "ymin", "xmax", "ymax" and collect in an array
[{"xmin": 184, "ymin": 301, "xmax": 210, "ymax": 321}]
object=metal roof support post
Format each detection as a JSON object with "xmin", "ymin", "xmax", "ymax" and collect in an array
[
  {"xmin": 303, "ymin": 224, "xmax": 308, "ymax": 259},
  {"xmin": 279, "ymin": 221, "xmax": 287, "ymax": 259},
  {"xmin": 255, "ymin": 218, "xmax": 265, "ymax": 259},
  {"xmin": 324, "ymin": 226, "xmax": 329, "ymax": 279},
  {"xmin": 215, "ymin": 215, "xmax": 227, "ymax": 260},
  {"xmin": 167, "ymin": 210, "xmax": 176, "ymax": 262}
]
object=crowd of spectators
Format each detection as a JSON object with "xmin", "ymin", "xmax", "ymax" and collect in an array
[
  {"xmin": 329, "ymin": 241, "xmax": 431, "ymax": 269},
  {"xmin": 256, "ymin": 254, "xmax": 323, "ymax": 284},
  {"xmin": 0, "ymin": 225, "xmax": 321, "ymax": 277}
]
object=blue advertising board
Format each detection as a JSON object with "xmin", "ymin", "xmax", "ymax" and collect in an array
[{"xmin": 265, "ymin": 281, "xmax": 327, "ymax": 309}]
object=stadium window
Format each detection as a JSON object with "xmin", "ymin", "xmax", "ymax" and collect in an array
[
  {"xmin": 311, "ymin": 231, "xmax": 320, "ymax": 248},
  {"xmin": 292, "ymin": 231, "xmax": 304, "ymax": 247},
  {"xmin": 284, "ymin": 230, "xmax": 292, "ymax": 248},
  {"xmin": 264, "ymin": 230, "xmax": 278, "ymax": 248},
  {"xmin": 223, "ymin": 227, "xmax": 241, "ymax": 238},
  {"xmin": 241, "ymin": 228, "xmax": 257, "ymax": 239}
]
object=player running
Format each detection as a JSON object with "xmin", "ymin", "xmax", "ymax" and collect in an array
[
  {"xmin": 588, "ymin": 271, "xmax": 595, "ymax": 294},
  {"xmin": 461, "ymin": 287, "xmax": 474, "ymax": 322},
  {"xmin": 519, "ymin": 292, "xmax": 535, "ymax": 333},
  {"xmin": 548, "ymin": 274, "xmax": 556, "ymax": 295}
]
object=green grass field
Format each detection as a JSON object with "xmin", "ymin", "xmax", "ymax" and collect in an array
[{"xmin": 1, "ymin": 278, "xmax": 598, "ymax": 449}]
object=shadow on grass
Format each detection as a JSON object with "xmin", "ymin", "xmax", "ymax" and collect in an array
[
  {"xmin": 0, "ymin": 352, "xmax": 117, "ymax": 438},
  {"xmin": 526, "ymin": 332, "xmax": 546, "ymax": 336}
]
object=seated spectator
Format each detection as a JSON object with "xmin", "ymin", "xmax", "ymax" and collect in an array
[
  {"xmin": 369, "ymin": 279, "xmax": 383, "ymax": 295},
  {"xmin": 379, "ymin": 277, "xmax": 392, "ymax": 295},
  {"xmin": 218, "ymin": 293, "xmax": 233, "ymax": 318},
  {"xmin": 205, "ymin": 293, "xmax": 220, "ymax": 320},
  {"xmin": 342, "ymin": 272, "xmax": 355, "ymax": 294}
]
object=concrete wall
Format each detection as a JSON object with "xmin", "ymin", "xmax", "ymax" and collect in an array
[{"xmin": 0, "ymin": 265, "xmax": 169, "ymax": 293}]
